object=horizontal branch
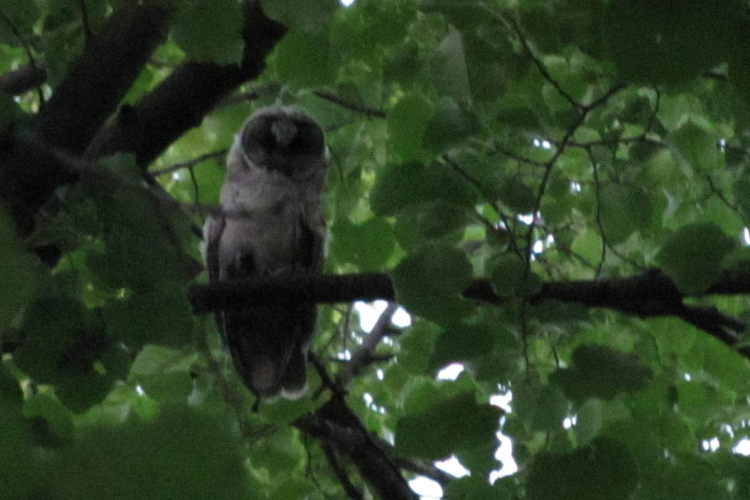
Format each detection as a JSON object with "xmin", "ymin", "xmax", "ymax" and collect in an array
[
  {"xmin": 0, "ymin": 62, "xmax": 46, "ymax": 95},
  {"xmin": 189, "ymin": 273, "xmax": 395, "ymax": 313},
  {"xmin": 188, "ymin": 269, "xmax": 750, "ymax": 354}
]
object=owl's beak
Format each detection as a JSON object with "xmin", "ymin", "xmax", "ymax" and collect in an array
[{"xmin": 270, "ymin": 118, "xmax": 297, "ymax": 148}]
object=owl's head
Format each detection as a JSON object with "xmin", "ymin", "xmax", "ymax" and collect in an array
[{"xmin": 231, "ymin": 105, "xmax": 328, "ymax": 180}]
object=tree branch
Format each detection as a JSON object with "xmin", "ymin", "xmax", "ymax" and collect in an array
[
  {"xmin": 0, "ymin": 61, "xmax": 46, "ymax": 96},
  {"xmin": 85, "ymin": 0, "xmax": 286, "ymax": 167},
  {"xmin": 34, "ymin": 2, "xmax": 172, "ymax": 155},
  {"xmin": 150, "ymin": 149, "xmax": 228, "ymax": 177},
  {"xmin": 312, "ymin": 90, "xmax": 387, "ymax": 118},
  {"xmin": 336, "ymin": 303, "xmax": 398, "ymax": 389},
  {"xmin": 296, "ymin": 399, "xmax": 418, "ymax": 500},
  {"xmin": 188, "ymin": 269, "xmax": 750, "ymax": 356},
  {"xmin": 0, "ymin": 2, "xmax": 171, "ymax": 240},
  {"xmin": 320, "ymin": 442, "xmax": 365, "ymax": 500}
]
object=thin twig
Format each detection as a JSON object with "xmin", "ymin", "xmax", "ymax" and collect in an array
[
  {"xmin": 518, "ymin": 83, "xmax": 627, "ymax": 377},
  {"xmin": 393, "ymin": 458, "xmax": 455, "ymax": 487},
  {"xmin": 150, "ymin": 149, "xmax": 228, "ymax": 176},
  {"xmin": 79, "ymin": 0, "xmax": 93, "ymax": 40},
  {"xmin": 0, "ymin": 8, "xmax": 45, "ymax": 107},
  {"xmin": 214, "ymin": 82, "xmax": 283, "ymax": 109},
  {"xmin": 313, "ymin": 90, "xmax": 387, "ymax": 118},
  {"xmin": 442, "ymin": 153, "xmax": 524, "ymax": 259},
  {"xmin": 493, "ymin": 143, "xmax": 547, "ymax": 168},
  {"xmin": 506, "ymin": 17, "xmax": 579, "ymax": 110},
  {"xmin": 321, "ymin": 442, "xmax": 365, "ymax": 500},
  {"xmin": 309, "ymin": 352, "xmax": 343, "ymax": 400},
  {"xmin": 587, "ymin": 147, "xmax": 607, "ymax": 277},
  {"xmin": 336, "ymin": 303, "xmax": 398, "ymax": 389}
]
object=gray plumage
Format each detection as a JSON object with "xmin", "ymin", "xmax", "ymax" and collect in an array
[{"xmin": 203, "ymin": 105, "xmax": 329, "ymax": 400}]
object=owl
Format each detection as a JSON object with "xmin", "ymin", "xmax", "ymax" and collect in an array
[{"xmin": 203, "ymin": 105, "xmax": 329, "ymax": 400}]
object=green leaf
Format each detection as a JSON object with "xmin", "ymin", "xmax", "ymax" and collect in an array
[
  {"xmin": 172, "ymin": 0, "xmax": 244, "ymax": 65},
  {"xmin": 490, "ymin": 254, "xmax": 541, "ymax": 298},
  {"xmin": 370, "ymin": 161, "xmax": 476, "ymax": 217},
  {"xmin": 23, "ymin": 393, "xmax": 75, "ymax": 446},
  {"xmin": 512, "ymin": 380, "xmax": 570, "ymax": 433},
  {"xmin": 0, "ymin": 91, "xmax": 21, "ymax": 128},
  {"xmin": 527, "ymin": 437, "xmax": 638, "ymax": 500},
  {"xmin": 14, "ymin": 297, "xmax": 124, "ymax": 412},
  {"xmin": 655, "ymin": 222, "xmax": 736, "ymax": 294},
  {"xmin": 331, "ymin": 217, "xmax": 396, "ymax": 271},
  {"xmin": 0, "ymin": 0, "xmax": 40, "ymax": 46},
  {"xmin": 431, "ymin": 323, "xmax": 496, "ymax": 367},
  {"xmin": 444, "ymin": 477, "xmax": 504, "ymax": 500},
  {"xmin": 392, "ymin": 201, "xmax": 471, "ymax": 249},
  {"xmin": 90, "ymin": 189, "xmax": 193, "ymax": 290},
  {"xmin": 0, "ymin": 395, "xmax": 39, "ymax": 498},
  {"xmin": 395, "ymin": 392, "xmax": 502, "ymax": 460},
  {"xmin": 250, "ymin": 426, "xmax": 305, "ymax": 475},
  {"xmin": 103, "ymin": 288, "xmax": 195, "ymax": 350},
  {"xmin": 14, "ymin": 296, "xmax": 90, "ymax": 383},
  {"xmin": 733, "ymin": 174, "xmax": 750, "ymax": 222},
  {"xmin": 55, "ymin": 406, "xmax": 255, "ymax": 500},
  {"xmin": 423, "ymin": 98, "xmax": 480, "ymax": 153},
  {"xmin": 670, "ymin": 121, "xmax": 721, "ymax": 174},
  {"xmin": 273, "ymin": 31, "xmax": 335, "ymax": 88},
  {"xmin": 599, "ymin": 184, "xmax": 652, "ymax": 243},
  {"xmin": 0, "ymin": 207, "xmax": 42, "ymax": 331},
  {"xmin": 498, "ymin": 177, "xmax": 537, "ymax": 214},
  {"xmin": 387, "ymin": 94, "xmax": 433, "ymax": 161},
  {"xmin": 434, "ymin": 28, "xmax": 471, "ymax": 103},
  {"xmin": 398, "ymin": 322, "xmax": 441, "ymax": 375},
  {"xmin": 604, "ymin": 0, "xmax": 736, "ymax": 84},
  {"xmin": 258, "ymin": 394, "xmax": 315, "ymax": 424},
  {"xmin": 663, "ymin": 455, "xmax": 731, "ymax": 500},
  {"xmin": 550, "ymin": 345, "xmax": 652, "ymax": 403},
  {"xmin": 528, "ymin": 384, "xmax": 569, "ymax": 433},
  {"xmin": 259, "ymin": 0, "xmax": 338, "ymax": 32},
  {"xmin": 570, "ymin": 229, "xmax": 603, "ymax": 266},
  {"xmin": 574, "ymin": 399, "xmax": 603, "ymax": 446},
  {"xmin": 269, "ymin": 477, "xmax": 315, "ymax": 500},
  {"xmin": 128, "ymin": 346, "xmax": 194, "ymax": 403},
  {"xmin": 0, "ymin": 361, "xmax": 22, "ymax": 408},
  {"xmin": 392, "ymin": 245, "xmax": 474, "ymax": 323}
]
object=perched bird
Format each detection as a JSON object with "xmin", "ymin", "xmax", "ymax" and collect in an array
[{"xmin": 203, "ymin": 105, "xmax": 329, "ymax": 400}]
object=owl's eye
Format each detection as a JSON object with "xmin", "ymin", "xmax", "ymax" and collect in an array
[
  {"xmin": 288, "ymin": 122, "xmax": 324, "ymax": 155},
  {"xmin": 243, "ymin": 117, "xmax": 276, "ymax": 152}
]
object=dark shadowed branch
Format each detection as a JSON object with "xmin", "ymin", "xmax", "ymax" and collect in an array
[
  {"xmin": 85, "ymin": 0, "xmax": 286, "ymax": 167},
  {"xmin": 188, "ymin": 269, "xmax": 750, "ymax": 356},
  {"xmin": 34, "ymin": 2, "xmax": 172, "ymax": 156},
  {"xmin": 0, "ymin": 61, "xmax": 46, "ymax": 96},
  {"xmin": 296, "ymin": 401, "xmax": 419, "ymax": 500},
  {"xmin": 150, "ymin": 149, "xmax": 229, "ymax": 177}
]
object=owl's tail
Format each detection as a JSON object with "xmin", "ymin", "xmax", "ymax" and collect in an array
[{"xmin": 224, "ymin": 305, "xmax": 314, "ymax": 400}]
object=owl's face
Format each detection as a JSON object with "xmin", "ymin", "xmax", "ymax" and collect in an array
[{"xmin": 237, "ymin": 106, "xmax": 327, "ymax": 178}]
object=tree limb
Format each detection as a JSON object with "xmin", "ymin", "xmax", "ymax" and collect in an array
[
  {"xmin": 188, "ymin": 269, "xmax": 750, "ymax": 356},
  {"xmin": 0, "ymin": 61, "xmax": 46, "ymax": 95},
  {"xmin": 296, "ymin": 399, "xmax": 418, "ymax": 500},
  {"xmin": 85, "ymin": 0, "xmax": 286, "ymax": 167},
  {"xmin": 34, "ymin": 2, "xmax": 172, "ymax": 155}
]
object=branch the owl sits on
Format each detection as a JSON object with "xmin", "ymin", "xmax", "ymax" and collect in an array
[{"xmin": 202, "ymin": 105, "xmax": 329, "ymax": 400}]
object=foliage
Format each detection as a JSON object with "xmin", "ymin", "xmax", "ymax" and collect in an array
[{"xmin": 3, "ymin": 0, "xmax": 750, "ymax": 499}]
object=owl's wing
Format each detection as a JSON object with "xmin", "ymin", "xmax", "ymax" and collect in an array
[
  {"xmin": 203, "ymin": 215, "xmax": 227, "ymax": 342},
  {"xmin": 222, "ymin": 204, "xmax": 325, "ymax": 400}
]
